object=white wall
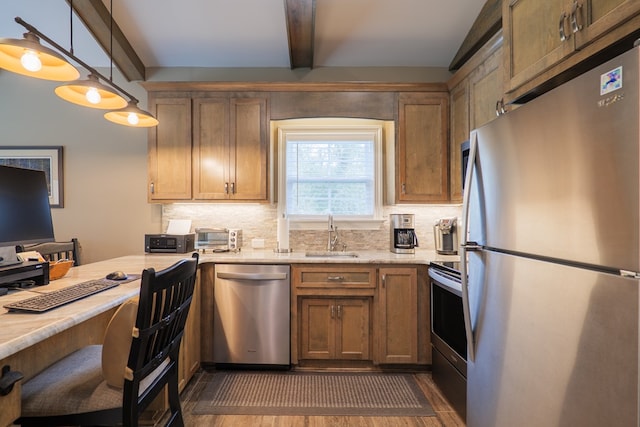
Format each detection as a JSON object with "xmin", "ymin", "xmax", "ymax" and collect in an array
[{"xmin": 0, "ymin": 70, "xmax": 162, "ymax": 264}]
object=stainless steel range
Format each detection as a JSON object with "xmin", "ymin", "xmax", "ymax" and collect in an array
[{"xmin": 429, "ymin": 261, "xmax": 466, "ymax": 419}]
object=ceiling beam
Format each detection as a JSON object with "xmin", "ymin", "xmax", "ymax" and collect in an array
[
  {"xmin": 66, "ymin": 0, "xmax": 145, "ymax": 81},
  {"xmin": 284, "ymin": 0, "xmax": 315, "ymax": 69},
  {"xmin": 448, "ymin": 0, "xmax": 501, "ymax": 71}
]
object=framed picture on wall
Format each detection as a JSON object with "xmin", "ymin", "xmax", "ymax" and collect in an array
[{"xmin": 0, "ymin": 146, "xmax": 64, "ymax": 208}]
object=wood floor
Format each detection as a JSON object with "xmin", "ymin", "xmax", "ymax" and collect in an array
[{"xmin": 164, "ymin": 370, "xmax": 466, "ymax": 427}]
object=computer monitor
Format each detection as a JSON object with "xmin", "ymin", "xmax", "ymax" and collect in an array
[{"xmin": 0, "ymin": 165, "xmax": 55, "ymax": 267}]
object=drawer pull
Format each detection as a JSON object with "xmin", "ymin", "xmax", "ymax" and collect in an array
[{"xmin": 327, "ymin": 276, "xmax": 345, "ymax": 281}]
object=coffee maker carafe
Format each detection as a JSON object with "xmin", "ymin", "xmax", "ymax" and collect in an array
[
  {"xmin": 434, "ymin": 217, "xmax": 458, "ymax": 254},
  {"xmin": 390, "ymin": 214, "xmax": 418, "ymax": 254}
]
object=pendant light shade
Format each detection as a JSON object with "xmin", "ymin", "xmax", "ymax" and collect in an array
[
  {"xmin": 54, "ymin": 74, "xmax": 128, "ymax": 109},
  {"xmin": 0, "ymin": 32, "xmax": 79, "ymax": 81},
  {"xmin": 104, "ymin": 101, "xmax": 159, "ymax": 127}
]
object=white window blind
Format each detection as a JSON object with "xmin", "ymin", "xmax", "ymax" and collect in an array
[
  {"xmin": 275, "ymin": 119, "xmax": 387, "ymax": 228},
  {"xmin": 286, "ymin": 137, "xmax": 374, "ymax": 216}
]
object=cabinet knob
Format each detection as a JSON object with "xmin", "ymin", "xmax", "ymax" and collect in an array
[
  {"xmin": 382, "ymin": 274, "xmax": 386, "ymax": 288},
  {"xmin": 150, "ymin": 182, "xmax": 155, "ymax": 194},
  {"xmin": 327, "ymin": 276, "xmax": 345, "ymax": 281},
  {"xmin": 337, "ymin": 305, "xmax": 342, "ymax": 319},
  {"xmin": 231, "ymin": 182, "xmax": 235, "ymax": 194},
  {"xmin": 224, "ymin": 182, "xmax": 229, "ymax": 194},
  {"xmin": 331, "ymin": 305, "xmax": 335, "ymax": 318}
]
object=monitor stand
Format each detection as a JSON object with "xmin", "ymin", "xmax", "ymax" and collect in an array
[{"xmin": 0, "ymin": 246, "xmax": 21, "ymax": 268}]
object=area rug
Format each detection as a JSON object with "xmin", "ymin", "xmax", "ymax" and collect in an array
[{"xmin": 192, "ymin": 371, "xmax": 435, "ymax": 416}]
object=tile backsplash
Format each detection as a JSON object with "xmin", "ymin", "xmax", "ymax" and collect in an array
[{"xmin": 162, "ymin": 203, "xmax": 462, "ymax": 252}]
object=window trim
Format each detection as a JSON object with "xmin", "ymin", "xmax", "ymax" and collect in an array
[{"xmin": 274, "ymin": 118, "xmax": 389, "ymax": 230}]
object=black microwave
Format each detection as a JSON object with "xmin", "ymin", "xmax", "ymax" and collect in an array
[{"xmin": 461, "ymin": 140, "xmax": 470, "ymax": 191}]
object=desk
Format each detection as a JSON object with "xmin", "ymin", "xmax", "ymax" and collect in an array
[{"xmin": 0, "ymin": 254, "xmax": 188, "ymax": 426}]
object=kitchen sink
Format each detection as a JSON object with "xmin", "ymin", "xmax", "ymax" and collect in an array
[{"xmin": 305, "ymin": 251, "xmax": 359, "ymax": 258}]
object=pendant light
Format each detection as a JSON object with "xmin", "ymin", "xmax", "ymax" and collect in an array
[
  {"xmin": 0, "ymin": 32, "xmax": 79, "ymax": 81},
  {"xmin": 55, "ymin": 73, "xmax": 127, "ymax": 109},
  {"xmin": 0, "ymin": 6, "xmax": 158, "ymax": 128},
  {"xmin": 104, "ymin": 100, "xmax": 159, "ymax": 127}
]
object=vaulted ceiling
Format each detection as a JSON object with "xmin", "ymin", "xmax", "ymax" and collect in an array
[{"xmin": 1, "ymin": 0, "xmax": 490, "ymax": 82}]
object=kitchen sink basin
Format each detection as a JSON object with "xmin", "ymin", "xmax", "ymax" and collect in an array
[{"xmin": 305, "ymin": 251, "xmax": 359, "ymax": 258}]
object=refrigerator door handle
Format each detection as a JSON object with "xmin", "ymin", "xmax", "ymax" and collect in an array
[{"xmin": 461, "ymin": 130, "xmax": 478, "ymax": 362}]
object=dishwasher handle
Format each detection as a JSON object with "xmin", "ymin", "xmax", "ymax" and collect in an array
[{"xmin": 216, "ymin": 271, "xmax": 288, "ymax": 281}]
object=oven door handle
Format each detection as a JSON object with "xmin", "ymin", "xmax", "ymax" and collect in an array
[
  {"xmin": 460, "ymin": 131, "xmax": 478, "ymax": 362},
  {"xmin": 428, "ymin": 269, "xmax": 462, "ymax": 296}
]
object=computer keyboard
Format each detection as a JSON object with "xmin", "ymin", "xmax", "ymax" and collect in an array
[{"xmin": 3, "ymin": 279, "xmax": 120, "ymax": 313}]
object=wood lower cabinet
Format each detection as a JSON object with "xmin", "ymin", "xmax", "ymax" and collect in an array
[
  {"xmin": 293, "ymin": 264, "xmax": 427, "ymax": 366},
  {"xmin": 299, "ymin": 297, "xmax": 371, "ymax": 360},
  {"xmin": 397, "ymin": 92, "xmax": 449, "ymax": 203},
  {"xmin": 375, "ymin": 267, "xmax": 418, "ymax": 364},
  {"xmin": 292, "ymin": 265, "xmax": 375, "ymax": 364},
  {"xmin": 178, "ymin": 267, "xmax": 201, "ymax": 392}
]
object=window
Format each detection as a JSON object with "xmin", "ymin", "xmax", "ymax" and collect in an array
[{"xmin": 275, "ymin": 118, "xmax": 391, "ymax": 229}]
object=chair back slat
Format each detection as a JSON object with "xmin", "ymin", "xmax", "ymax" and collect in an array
[
  {"xmin": 123, "ymin": 252, "xmax": 199, "ymax": 426},
  {"xmin": 17, "ymin": 238, "xmax": 81, "ymax": 266}
]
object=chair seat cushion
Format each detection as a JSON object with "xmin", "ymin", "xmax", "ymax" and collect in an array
[{"xmin": 21, "ymin": 345, "xmax": 122, "ymax": 417}]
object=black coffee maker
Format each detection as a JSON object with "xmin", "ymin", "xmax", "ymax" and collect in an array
[{"xmin": 390, "ymin": 214, "xmax": 418, "ymax": 254}]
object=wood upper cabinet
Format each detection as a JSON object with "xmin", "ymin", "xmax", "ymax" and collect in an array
[
  {"xmin": 193, "ymin": 96, "xmax": 268, "ymax": 201},
  {"xmin": 449, "ymin": 33, "xmax": 504, "ymax": 202},
  {"xmin": 148, "ymin": 97, "xmax": 192, "ymax": 201},
  {"xmin": 376, "ymin": 267, "xmax": 418, "ymax": 364},
  {"xmin": 148, "ymin": 93, "xmax": 268, "ymax": 203},
  {"xmin": 397, "ymin": 92, "xmax": 449, "ymax": 203},
  {"xmin": 504, "ymin": 0, "xmax": 640, "ymax": 96},
  {"xmin": 449, "ymin": 82, "xmax": 469, "ymax": 203}
]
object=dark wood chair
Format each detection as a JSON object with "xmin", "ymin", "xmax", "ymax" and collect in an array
[
  {"xmin": 16, "ymin": 237, "xmax": 81, "ymax": 266},
  {"xmin": 16, "ymin": 252, "xmax": 199, "ymax": 427}
]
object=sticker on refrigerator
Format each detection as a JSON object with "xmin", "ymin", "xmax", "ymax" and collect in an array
[{"xmin": 600, "ymin": 66, "xmax": 622, "ymax": 95}]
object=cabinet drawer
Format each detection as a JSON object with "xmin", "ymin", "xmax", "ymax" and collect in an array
[{"xmin": 293, "ymin": 266, "xmax": 375, "ymax": 288}]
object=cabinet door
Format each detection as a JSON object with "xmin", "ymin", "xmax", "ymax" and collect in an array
[
  {"xmin": 397, "ymin": 93, "xmax": 449, "ymax": 203},
  {"xmin": 148, "ymin": 97, "xmax": 192, "ymax": 201},
  {"xmin": 179, "ymin": 268, "xmax": 201, "ymax": 392},
  {"xmin": 300, "ymin": 298, "xmax": 335, "ymax": 359},
  {"xmin": 193, "ymin": 98, "xmax": 230, "ymax": 200},
  {"xmin": 336, "ymin": 298, "xmax": 370, "ymax": 360},
  {"xmin": 449, "ymin": 81, "xmax": 469, "ymax": 203},
  {"xmin": 229, "ymin": 97, "xmax": 268, "ymax": 201},
  {"xmin": 469, "ymin": 44, "xmax": 504, "ymax": 130},
  {"xmin": 504, "ymin": 0, "xmax": 574, "ymax": 93},
  {"xmin": 377, "ymin": 267, "xmax": 418, "ymax": 364},
  {"xmin": 575, "ymin": 0, "xmax": 640, "ymax": 48}
]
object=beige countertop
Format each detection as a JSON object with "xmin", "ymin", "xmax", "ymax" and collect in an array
[
  {"xmin": 198, "ymin": 248, "xmax": 458, "ymax": 264},
  {"xmin": 0, "ymin": 250, "xmax": 458, "ymax": 361}
]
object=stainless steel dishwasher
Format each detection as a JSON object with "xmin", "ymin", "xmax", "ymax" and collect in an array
[{"xmin": 213, "ymin": 264, "xmax": 290, "ymax": 367}]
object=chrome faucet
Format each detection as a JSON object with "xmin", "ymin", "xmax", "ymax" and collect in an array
[{"xmin": 327, "ymin": 215, "xmax": 339, "ymax": 251}]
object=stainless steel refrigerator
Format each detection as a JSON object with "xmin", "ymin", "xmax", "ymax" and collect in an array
[{"xmin": 461, "ymin": 46, "xmax": 640, "ymax": 427}]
